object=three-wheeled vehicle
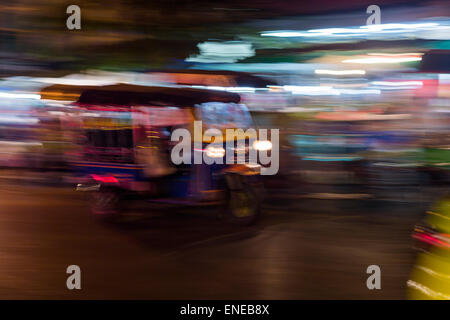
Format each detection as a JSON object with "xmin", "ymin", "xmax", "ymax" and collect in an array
[{"xmin": 69, "ymin": 84, "xmax": 263, "ymax": 225}]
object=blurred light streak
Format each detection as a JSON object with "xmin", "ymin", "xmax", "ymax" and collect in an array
[
  {"xmin": 371, "ymin": 81, "xmax": 423, "ymax": 87},
  {"xmin": 253, "ymin": 140, "xmax": 272, "ymax": 151},
  {"xmin": 407, "ymin": 280, "xmax": 450, "ymax": 300},
  {"xmin": 260, "ymin": 21, "xmax": 450, "ymax": 41},
  {"xmin": 280, "ymin": 85, "xmax": 380, "ymax": 96},
  {"xmin": 0, "ymin": 141, "xmax": 42, "ymax": 146},
  {"xmin": 205, "ymin": 146, "xmax": 226, "ymax": 158},
  {"xmin": 343, "ymin": 56, "xmax": 422, "ymax": 64},
  {"xmin": 361, "ymin": 23, "xmax": 440, "ymax": 31},
  {"xmin": 0, "ymin": 92, "xmax": 40, "ymax": 99},
  {"xmin": 91, "ymin": 174, "xmax": 119, "ymax": 184},
  {"xmin": 0, "ymin": 115, "xmax": 39, "ymax": 124},
  {"xmin": 416, "ymin": 266, "xmax": 450, "ymax": 280},
  {"xmin": 34, "ymin": 77, "xmax": 117, "ymax": 86},
  {"xmin": 315, "ymin": 69, "xmax": 366, "ymax": 75},
  {"xmin": 190, "ymin": 85, "xmax": 258, "ymax": 93},
  {"xmin": 338, "ymin": 89, "xmax": 380, "ymax": 95},
  {"xmin": 367, "ymin": 53, "xmax": 424, "ymax": 57},
  {"xmin": 186, "ymin": 41, "xmax": 255, "ymax": 63},
  {"xmin": 282, "ymin": 85, "xmax": 340, "ymax": 96}
]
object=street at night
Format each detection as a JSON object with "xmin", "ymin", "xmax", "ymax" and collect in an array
[
  {"xmin": 0, "ymin": 0, "xmax": 449, "ymax": 307},
  {"xmin": 0, "ymin": 176, "xmax": 427, "ymax": 299}
]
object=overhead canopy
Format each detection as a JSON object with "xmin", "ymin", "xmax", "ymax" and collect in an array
[{"xmin": 76, "ymin": 84, "xmax": 241, "ymax": 106}]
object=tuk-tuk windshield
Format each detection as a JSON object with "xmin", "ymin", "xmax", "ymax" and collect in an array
[{"xmin": 78, "ymin": 110, "xmax": 134, "ymax": 162}]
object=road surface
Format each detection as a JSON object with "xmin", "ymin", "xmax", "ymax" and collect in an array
[{"xmin": 0, "ymin": 178, "xmax": 425, "ymax": 299}]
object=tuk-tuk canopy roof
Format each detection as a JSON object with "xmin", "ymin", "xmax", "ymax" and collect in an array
[
  {"xmin": 40, "ymin": 83, "xmax": 241, "ymax": 105},
  {"xmin": 40, "ymin": 84, "xmax": 99, "ymax": 101},
  {"xmin": 76, "ymin": 84, "xmax": 241, "ymax": 106}
]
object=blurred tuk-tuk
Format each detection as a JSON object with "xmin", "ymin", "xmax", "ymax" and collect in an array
[{"xmin": 69, "ymin": 84, "xmax": 262, "ymax": 225}]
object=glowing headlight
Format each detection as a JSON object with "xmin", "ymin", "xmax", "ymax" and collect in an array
[
  {"xmin": 253, "ymin": 140, "xmax": 272, "ymax": 151},
  {"xmin": 205, "ymin": 145, "xmax": 226, "ymax": 158}
]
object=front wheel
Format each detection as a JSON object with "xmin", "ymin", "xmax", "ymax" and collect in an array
[{"xmin": 224, "ymin": 174, "xmax": 262, "ymax": 226}]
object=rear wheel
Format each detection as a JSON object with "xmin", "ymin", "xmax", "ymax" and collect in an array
[
  {"xmin": 224, "ymin": 174, "xmax": 261, "ymax": 226},
  {"xmin": 89, "ymin": 187, "xmax": 123, "ymax": 221}
]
